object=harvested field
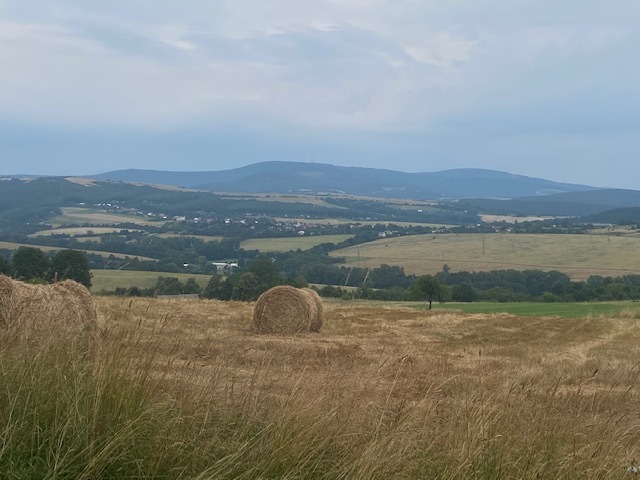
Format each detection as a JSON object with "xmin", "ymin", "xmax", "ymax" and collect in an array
[
  {"xmin": 332, "ymin": 232, "xmax": 640, "ymax": 280},
  {"xmin": 241, "ymin": 234, "xmax": 354, "ymax": 252},
  {"xmin": 47, "ymin": 207, "xmax": 162, "ymax": 227},
  {"xmin": 83, "ymin": 297, "xmax": 640, "ymax": 477}
]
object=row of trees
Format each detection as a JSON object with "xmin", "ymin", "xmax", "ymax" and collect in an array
[{"xmin": 0, "ymin": 247, "xmax": 92, "ymax": 287}]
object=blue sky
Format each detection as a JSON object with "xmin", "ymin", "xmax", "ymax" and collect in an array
[{"xmin": 0, "ymin": 0, "xmax": 638, "ymax": 188}]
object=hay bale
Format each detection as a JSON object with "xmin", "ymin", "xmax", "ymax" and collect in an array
[
  {"xmin": 302, "ymin": 288, "xmax": 324, "ymax": 332},
  {"xmin": 253, "ymin": 285, "xmax": 319, "ymax": 334},
  {"xmin": 0, "ymin": 275, "xmax": 97, "ymax": 340}
]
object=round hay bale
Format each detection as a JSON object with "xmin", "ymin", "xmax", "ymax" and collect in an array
[
  {"xmin": 302, "ymin": 288, "xmax": 324, "ymax": 332},
  {"xmin": 253, "ymin": 285, "xmax": 317, "ymax": 334},
  {"xmin": 0, "ymin": 275, "xmax": 98, "ymax": 341}
]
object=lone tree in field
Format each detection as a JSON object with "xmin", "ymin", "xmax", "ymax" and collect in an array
[{"xmin": 411, "ymin": 275, "xmax": 445, "ymax": 310}]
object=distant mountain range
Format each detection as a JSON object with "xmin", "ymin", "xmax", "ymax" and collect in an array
[{"xmin": 91, "ymin": 161, "xmax": 597, "ymax": 200}]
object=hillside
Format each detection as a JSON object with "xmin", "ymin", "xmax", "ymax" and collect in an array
[
  {"xmin": 461, "ymin": 189, "xmax": 640, "ymax": 217},
  {"xmin": 91, "ymin": 161, "xmax": 597, "ymax": 200}
]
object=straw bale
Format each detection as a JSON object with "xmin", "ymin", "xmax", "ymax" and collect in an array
[
  {"xmin": 253, "ymin": 285, "xmax": 318, "ymax": 334},
  {"xmin": 0, "ymin": 275, "xmax": 97, "ymax": 340},
  {"xmin": 302, "ymin": 288, "xmax": 324, "ymax": 332}
]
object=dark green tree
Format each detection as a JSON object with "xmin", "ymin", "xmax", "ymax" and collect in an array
[
  {"xmin": 451, "ymin": 283, "xmax": 478, "ymax": 302},
  {"xmin": 12, "ymin": 247, "xmax": 50, "ymax": 282},
  {"xmin": 410, "ymin": 275, "xmax": 444, "ymax": 310},
  {"xmin": 0, "ymin": 256, "xmax": 11, "ymax": 276},
  {"xmin": 50, "ymin": 249, "xmax": 92, "ymax": 287},
  {"xmin": 182, "ymin": 278, "xmax": 202, "ymax": 295},
  {"xmin": 203, "ymin": 275, "xmax": 228, "ymax": 300},
  {"xmin": 152, "ymin": 277, "xmax": 184, "ymax": 295},
  {"xmin": 248, "ymin": 258, "xmax": 283, "ymax": 293},
  {"xmin": 369, "ymin": 264, "xmax": 411, "ymax": 289},
  {"xmin": 232, "ymin": 272, "xmax": 259, "ymax": 301}
]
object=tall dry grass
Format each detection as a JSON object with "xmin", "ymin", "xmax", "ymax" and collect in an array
[{"xmin": 3, "ymin": 296, "xmax": 640, "ymax": 478}]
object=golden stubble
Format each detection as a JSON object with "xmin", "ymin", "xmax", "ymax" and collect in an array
[{"xmin": 95, "ymin": 297, "xmax": 640, "ymax": 477}]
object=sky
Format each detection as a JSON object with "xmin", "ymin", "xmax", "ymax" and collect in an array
[{"xmin": 0, "ymin": 0, "xmax": 638, "ymax": 188}]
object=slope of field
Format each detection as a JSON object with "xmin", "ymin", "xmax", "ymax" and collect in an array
[
  {"xmin": 154, "ymin": 233, "xmax": 225, "ymax": 242},
  {"xmin": 331, "ymin": 233, "xmax": 640, "ymax": 280},
  {"xmin": 90, "ymin": 270, "xmax": 211, "ymax": 292},
  {"xmin": 0, "ymin": 242, "xmax": 156, "ymax": 261},
  {"xmin": 29, "ymin": 227, "xmax": 141, "ymax": 237},
  {"xmin": 240, "ymin": 234, "xmax": 354, "ymax": 252},
  {"xmin": 47, "ymin": 207, "xmax": 162, "ymax": 227}
]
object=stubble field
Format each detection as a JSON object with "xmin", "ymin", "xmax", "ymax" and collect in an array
[
  {"xmin": 331, "ymin": 233, "xmax": 640, "ymax": 280},
  {"xmin": 4, "ymin": 296, "xmax": 640, "ymax": 478}
]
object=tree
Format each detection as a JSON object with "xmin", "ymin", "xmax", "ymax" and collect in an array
[
  {"xmin": 12, "ymin": 246, "xmax": 50, "ymax": 281},
  {"xmin": 451, "ymin": 283, "xmax": 478, "ymax": 302},
  {"xmin": 152, "ymin": 276, "xmax": 184, "ymax": 295},
  {"xmin": 410, "ymin": 275, "xmax": 445, "ymax": 309},
  {"xmin": 203, "ymin": 274, "xmax": 231, "ymax": 300},
  {"xmin": 0, "ymin": 256, "xmax": 11, "ymax": 276},
  {"xmin": 248, "ymin": 258, "xmax": 283, "ymax": 293},
  {"xmin": 50, "ymin": 249, "xmax": 92, "ymax": 287},
  {"xmin": 182, "ymin": 278, "xmax": 202, "ymax": 295},
  {"xmin": 232, "ymin": 272, "xmax": 259, "ymax": 301}
]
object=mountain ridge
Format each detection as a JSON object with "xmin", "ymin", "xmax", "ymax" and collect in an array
[{"xmin": 91, "ymin": 161, "xmax": 598, "ymax": 200}]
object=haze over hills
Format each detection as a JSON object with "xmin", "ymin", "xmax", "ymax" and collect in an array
[{"xmin": 91, "ymin": 161, "xmax": 598, "ymax": 200}]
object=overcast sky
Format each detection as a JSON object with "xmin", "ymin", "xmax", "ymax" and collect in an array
[{"xmin": 1, "ymin": 0, "xmax": 638, "ymax": 188}]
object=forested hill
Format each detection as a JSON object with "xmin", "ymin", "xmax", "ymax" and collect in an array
[
  {"xmin": 462, "ymin": 189, "xmax": 640, "ymax": 217},
  {"xmin": 91, "ymin": 161, "xmax": 596, "ymax": 200}
]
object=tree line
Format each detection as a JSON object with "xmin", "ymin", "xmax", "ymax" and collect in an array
[
  {"xmin": 0, "ymin": 247, "xmax": 92, "ymax": 287},
  {"xmin": 8, "ymin": 245, "xmax": 640, "ymax": 305}
]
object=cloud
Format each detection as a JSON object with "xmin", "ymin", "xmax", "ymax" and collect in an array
[{"xmin": 1, "ymin": 0, "xmax": 639, "ymax": 187}]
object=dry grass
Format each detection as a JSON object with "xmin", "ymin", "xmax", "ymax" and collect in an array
[
  {"xmin": 87, "ymin": 297, "xmax": 640, "ymax": 478},
  {"xmin": 332, "ymin": 232, "xmax": 640, "ymax": 280}
]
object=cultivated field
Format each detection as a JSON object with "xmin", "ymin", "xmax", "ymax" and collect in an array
[
  {"xmin": 90, "ymin": 269, "xmax": 211, "ymax": 292},
  {"xmin": 154, "ymin": 233, "xmax": 225, "ymax": 242},
  {"xmin": 47, "ymin": 207, "xmax": 163, "ymax": 227},
  {"xmin": 240, "ymin": 234, "xmax": 354, "ymax": 252},
  {"xmin": 0, "ymin": 241, "xmax": 156, "ymax": 261},
  {"xmin": 272, "ymin": 217, "xmax": 448, "ymax": 228},
  {"xmin": 29, "ymin": 226, "xmax": 141, "ymax": 237},
  {"xmin": 332, "ymin": 233, "xmax": 640, "ymax": 280},
  {"xmin": 3, "ymin": 297, "xmax": 640, "ymax": 478},
  {"xmin": 220, "ymin": 193, "xmax": 348, "ymax": 208}
]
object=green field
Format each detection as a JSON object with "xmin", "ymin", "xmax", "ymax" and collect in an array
[
  {"xmin": 90, "ymin": 270, "xmax": 212, "ymax": 292},
  {"xmin": 331, "ymin": 233, "xmax": 640, "ymax": 280},
  {"xmin": 47, "ymin": 207, "xmax": 163, "ymax": 227},
  {"xmin": 241, "ymin": 234, "xmax": 354, "ymax": 252}
]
